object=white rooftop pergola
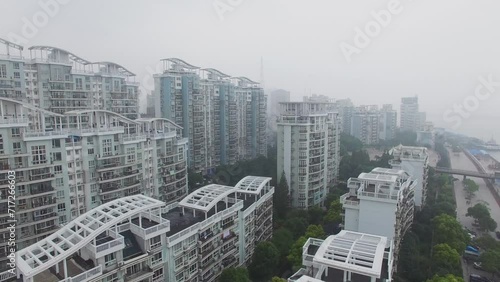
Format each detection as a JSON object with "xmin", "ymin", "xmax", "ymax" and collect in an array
[
  {"xmin": 16, "ymin": 195, "xmax": 165, "ymax": 281},
  {"xmin": 313, "ymin": 231, "xmax": 387, "ymax": 279},
  {"xmin": 234, "ymin": 176, "xmax": 272, "ymax": 195},
  {"xmin": 178, "ymin": 184, "xmax": 236, "ymax": 215}
]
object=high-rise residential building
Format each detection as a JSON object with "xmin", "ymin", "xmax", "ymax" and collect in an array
[
  {"xmin": 389, "ymin": 145, "xmax": 429, "ymax": 207},
  {"xmin": 277, "ymin": 102, "xmax": 340, "ymax": 209},
  {"xmin": 268, "ymin": 89, "xmax": 290, "ymax": 130},
  {"xmin": 0, "ymin": 39, "xmax": 26, "ymax": 102},
  {"xmin": 15, "ymin": 176, "xmax": 274, "ymax": 282},
  {"xmin": 400, "ymin": 96, "xmax": 419, "ymax": 132},
  {"xmin": 153, "ymin": 59, "xmax": 267, "ymax": 175},
  {"xmin": 417, "ymin": 121, "xmax": 434, "ymax": 147},
  {"xmin": 145, "ymin": 93, "xmax": 155, "ymax": 117},
  {"xmin": 333, "ymin": 98, "xmax": 355, "ymax": 135},
  {"xmin": 0, "ymin": 40, "xmax": 140, "ymax": 120},
  {"xmin": 350, "ymin": 105, "xmax": 380, "ymax": 145},
  {"xmin": 0, "ymin": 98, "xmax": 188, "ymax": 266},
  {"xmin": 288, "ymin": 230, "xmax": 394, "ymax": 282},
  {"xmin": 341, "ymin": 168, "xmax": 416, "ymax": 272},
  {"xmin": 380, "ymin": 104, "xmax": 397, "ymax": 141},
  {"xmin": 417, "ymin": 111, "xmax": 427, "ymax": 131}
]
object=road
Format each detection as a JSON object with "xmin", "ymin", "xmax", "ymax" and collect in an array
[{"xmin": 448, "ymin": 149, "xmax": 500, "ymax": 281}]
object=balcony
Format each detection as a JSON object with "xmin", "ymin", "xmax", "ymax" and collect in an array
[
  {"xmin": 87, "ymin": 231, "xmax": 125, "ymax": 258},
  {"xmin": 22, "ymin": 130, "xmax": 68, "ymax": 141},
  {"xmin": 130, "ymin": 213, "xmax": 170, "ymax": 240},
  {"xmin": 60, "ymin": 265, "xmax": 102, "ymax": 282},
  {"xmin": 0, "ymin": 117, "xmax": 29, "ymax": 128}
]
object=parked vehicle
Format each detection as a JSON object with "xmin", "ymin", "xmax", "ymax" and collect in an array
[
  {"xmin": 469, "ymin": 274, "xmax": 492, "ymax": 282},
  {"xmin": 464, "ymin": 245, "xmax": 481, "ymax": 261},
  {"xmin": 496, "ymin": 231, "xmax": 500, "ymax": 239},
  {"xmin": 473, "ymin": 262, "xmax": 483, "ymax": 270}
]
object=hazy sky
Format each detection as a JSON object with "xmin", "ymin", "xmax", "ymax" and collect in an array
[{"xmin": 1, "ymin": 0, "xmax": 499, "ymax": 140}]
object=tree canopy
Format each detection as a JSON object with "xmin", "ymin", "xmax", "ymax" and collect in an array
[
  {"xmin": 426, "ymin": 274, "xmax": 464, "ymax": 282},
  {"xmin": 219, "ymin": 267, "xmax": 251, "ymax": 282},
  {"xmin": 462, "ymin": 179, "xmax": 479, "ymax": 199},
  {"xmin": 248, "ymin": 242, "xmax": 280, "ymax": 281},
  {"xmin": 431, "ymin": 214, "xmax": 469, "ymax": 253},
  {"xmin": 275, "ymin": 172, "xmax": 290, "ymax": 219},
  {"xmin": 467, "ymin": 203, "xmax": 498, "ymax": 232},
  {"xmin": 431, "ymin": 244, "xmax": 461, "ymax": 276}
]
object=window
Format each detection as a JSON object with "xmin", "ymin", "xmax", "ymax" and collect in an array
[
  {"xmin": 58, "ymin": 203, "xmax": 66, "ymax": 212},
  {"xmin": 75, "ymin": 78, "xmax": 82, "ymax": 90},
  {"xmin": 88, "ymin": 160, "xmax": 95, "ymax": 168},
  {"xmin": 127, "ymin": 147, "xmax": 135, "ymax": 164},
  {"xmin": 104, "ymin": 253, "xmax": 116, "ymax": 267},
  {"xmin": 11, "ymin": 128, "xmax": 20, "ymax": 137},
  {"xmin": 52, "ymin": 152, "xmax": 62, "ymax": 161},
  {"xmin": 52, "ymin": 139, "xmax": 60, "ymax": 148},
  {"xmin": 13, "ymin": 72, "xmax": 20, "ymax": 79},
  {"xmin": 57, "ymin": 190, "xmax": 64, "ymax": 198},
  {"xmin": 0, "ymin": 65, "xmax": 6, "ymax": 78},
  {"xmin": 54, "ymin": 165, "xmax": 63, "ymax": 174},
  {"xmin": 59, "ymin": 215, "xmax": 67, "ymax": 225},
  {"xmin": 102, "ymin": 139, "xmax": 112, "ymax": 156},
  {"xmin": 88, "ymin": 148, "xmax": 94, "ymax": 155},
  {"xmin": 14, "ymin": 81, "xmax": 21, "ymax": 87},
  {"xmin": 56, "ymin": 178, "xmax": 64, "ymax": 187},
  {"xmin": 31, "ymin": 145, "xmax": 46, "ymax": 165},
  {"xmin": 12, "ymin": 142, "xmax": 21, "ymax": 153},
  {"xmin": 150, "ymin": 235, "xmax": 161, "ymax": 249},
  {"xmin": 13, "ymin": 63, "xmax": 19, "ymax": 69},
  {"xmin": 91, "ymin": 184, "xmax": 97, "ymax": 193}
]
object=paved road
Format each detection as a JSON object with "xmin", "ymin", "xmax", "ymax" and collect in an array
[{"xmin": 449, "ymin": 150, "xmax": 500, "ymax": 282}]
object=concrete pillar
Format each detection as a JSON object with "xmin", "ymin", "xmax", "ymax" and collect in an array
[{"xmin": 63, "ymin": 259, "xmax": 68, "ymax": 279}]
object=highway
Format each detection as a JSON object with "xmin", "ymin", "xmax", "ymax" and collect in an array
[{"xmin": 449, "ymin": 149, "xmax": 500, "ymax": 281}]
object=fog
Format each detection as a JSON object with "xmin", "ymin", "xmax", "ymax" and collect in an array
[{"xmin": 1, "ymin": 0, "xmax": 499, "ymax": 140}]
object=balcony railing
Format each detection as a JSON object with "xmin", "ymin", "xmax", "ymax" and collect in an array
[
  {"xmin": 0, "ymin": 117, "xmax": 29, "ymax": 124},
  {"xmin": 60, "ymin": 265, "xmax": 102, "ymax": 282}
]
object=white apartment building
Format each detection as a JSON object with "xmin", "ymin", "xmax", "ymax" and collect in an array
[
  {"xmin": 400, "ymin": 96, "xmax": 419, "ymax": 132},
  {"xmin": 380, "ymin": 104, "xmax": 397, "ymax": 141},
  {"xmin": 277, "ymin": 102, "xmax": 340, "ymax": 209},
  {"xmin": 0, "ymin": 98, "xmax": 188, "ymax": 271},
  {"xmin": 340, "ymin": 168, "xmax": 416, "ymax": 271},
  {"xmin": 153, "ymin": 59, "xmax": 267, "ymax": 175},
  {"xmin": 288, "ymin": 230, "xmax": 394, "ymax": 282},
  {"xmin": 389, "ymin": 145, "xmax": 429, "ymax": 207},
  {"xmin": 14, "ymin": 176, "xmax": 273, "ymax": 282},
  {"xmin": 350, "ymin": 106, "xmax": 380, "ymax": 145}
]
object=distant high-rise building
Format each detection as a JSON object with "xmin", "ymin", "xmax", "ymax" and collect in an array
[
  {"xmin": 153, "ymin": 59, "xmax": 267, "ymax": 174},
  {"xmin": 351, "ymin": 105, "xmax": 380, "ymax": 145},
  {"xmin": 333, "ymin": 98, "xmax": 355, "ymax": 135},
  {"xmin": 380, "ymin": 104, "xmax": 397, "ymax": 140},
  {"xmin": 277, "ymin": 101, "xmax": 340, "ymax": 209},
  {"xmin": 145, "ymin": 93, "xmax": 155, "ymax": 117},
  {"xmin": 302, "ymin": 94, "xmax": 333, "ymax": 103},
  {"xmin": 268, "ymin": 89, "xmax": 290, "ymax": 130},
  {"xmin": 400, "ymin": 96, "xmax": 419, "ymax": 132}
]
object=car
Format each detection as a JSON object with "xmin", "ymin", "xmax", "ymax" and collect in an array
[
  {"xmin": 496, "ymin": 231, "xmax": 500, "ymax": 239},
  {"xmin": 473, "ymin": 262, "xmax": 483, "ymax": 270},
  {"xmin": 470, "ymin": 274, "xmax": 492, "ymax": 282},
  {"xmin": 469, "ymin": 233, "xmax": 476, "ymax": 240}
]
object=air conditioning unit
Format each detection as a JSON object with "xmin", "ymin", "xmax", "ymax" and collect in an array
[{"xmin": 118, "ymin": 261, "xmax": 125, "ymax": 267}]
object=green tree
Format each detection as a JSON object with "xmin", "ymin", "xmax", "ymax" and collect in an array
[
  {"xmin": 480, "ymin": 250, "xmax": 500, "ymax": 277},
  {"xmin": 431, "ymin": 244, "xmax": 461, "ymax": 275},
  {"xmin": 219, "ymin": 267, "xmax": 251, "ymax": 282},
  {"xmin": 249, "ymin": 242, "xmax": 280, "ymax": 281},
  {"xmin": 271, "ymin": 228, "xmax": 294, "ymax": 258},
  {"xmin": 284, "ymin": 217, "xmax": 309, "ymax": 239},
  {"xmin": 304, "ymin": 224, "xmax": 326, "ymax": 239},
  {"xmin": 463, "ymin": 179, "xmax": 479, "ymax": 199},
  {"xmin": 275, "ymin": 172, "xmax": 290, "ymax": 219},
  {"xmin": 467, "ymin": 203, "xmax": 498, "ymax": 232},
  {"xmin": 271, "ymin": 277, "xmax": 287, "ymax": 282},
  {"xmin": 308, "ymin": 206, "xmax": 324, "ymax": 225},
  {"xmin": 324, "ymin": 199, "xmax": 342, "ymax": 223},
  {"xmin": 287, "ymin": 236, "xmax": 307, "ymax": 271},
  {"xmin": 431, "ymin": 214, "xmax": 469, "ymax": 253},
  {"xmin": 426, "ymin": 274, "xmax": 464, "ymax": 282}
]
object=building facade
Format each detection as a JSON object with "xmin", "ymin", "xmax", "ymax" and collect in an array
[
  {"xmin": 341, "ymin": 168, "xmax": 416, "ymax": 271},
  {"xmin": 400, "ymin": 96, "xmax": 419, "ymax": 132},
  {"xmin": 277, "ymin": 102, "xmax": 340, "ymax": 209},
  {"xmin": 350, "ymin": 106, "xmax": 380, "ymax": 145},
  {"xmin": 0, "ymin": 98, "xmax": 188, "ymax": 270},
  {"xmin": 153, "ymin": 59, "xmax": 267, "ymax": 175},
  {"xmin": 333, "ymin": 98, "xmax": 354, "ymax": 135},
  {"xmin": 268, "ymin": 89, "xmax": 290, "ymax": 130},
  {"xmin": 380, "ymin": 104, "xmax": 397, "ymax": 141},
  {"xmin": 389, "ymin": 145, "xmax": 429, "ymax": 207},
  {"xmin": 15, "ymin": 176, "xmax": 273, "ymax": 282}
]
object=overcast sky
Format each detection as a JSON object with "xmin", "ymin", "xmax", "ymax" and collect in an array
[{"xmin": 1, "ymin": 0, "xmax": 499, "ymax": 140}]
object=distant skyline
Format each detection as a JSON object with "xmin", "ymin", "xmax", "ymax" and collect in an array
[{"xmin": 1, "ymin": 0, "xmax": 499, "ymax": 140}]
